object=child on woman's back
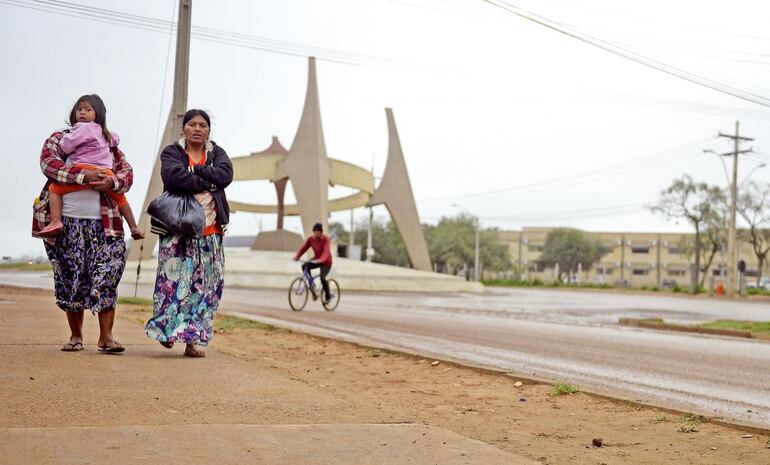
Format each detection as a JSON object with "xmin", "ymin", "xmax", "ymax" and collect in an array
[{"xmin": 39, "ymin": 95, "xmax": 144, "ymax": 239}]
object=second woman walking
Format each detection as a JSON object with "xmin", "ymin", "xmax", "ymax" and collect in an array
[{"xmin": 145, "ymin": 109, "xmax": 233, "ymax": 357}]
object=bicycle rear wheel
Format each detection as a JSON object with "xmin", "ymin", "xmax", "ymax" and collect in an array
[
  {"xmin": 288, "ymin": 277, "xmax": 309, "ymax": 311},
  {"xmin": 322, "ymin": 279, "xmax": 340, "ymax": 311}
]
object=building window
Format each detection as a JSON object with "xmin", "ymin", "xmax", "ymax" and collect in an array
[
  {"xmin": 527, "ymin": 244, "xmax": 544, "ymax": 252},
  {"xmin": 712, "ymin": 268, "xmax": 725, "ymax": 276},
  {"xmin": 667, "ymin": 269, "xmax": 686, "ymax": 277},
  {"xmin": 631, "ymin": 246, "xmax": 650, "ymax": 254},
  {"xmin": 632, "ymin": 269, "xmax": 649, "ymax": 276},
  {"xmin": 596, "ymin": 267, "xmax": 614, "ymax": 274},
  {"xmin": 744, "ymin": 269, "xmax": 759, "ymax": 277},
  {"xmin": 668, "ymin": 247, "xmax": 684, "ymax": 255}
]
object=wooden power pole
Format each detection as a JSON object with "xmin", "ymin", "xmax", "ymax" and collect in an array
[
  {"xmin": 718, "ymin": 121, "xmax": 753, "ymax": 297},
  {"xmin": 129, "ymin": 0, "xmax": 192, "ymax": 261}
]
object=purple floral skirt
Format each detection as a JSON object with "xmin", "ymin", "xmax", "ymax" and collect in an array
[
  {"xmin": 44, "ymin": 217, "xmax": 127, "ymax": 312},
  {"xmin": 145, "ymin": 234, "xmax": 224, "ymax": 346}
]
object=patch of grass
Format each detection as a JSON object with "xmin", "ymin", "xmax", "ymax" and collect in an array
[
  {"xmin": 677, "ymin": 413, "xmax": 707, "ymax": 425},
  {"xmin": 118, "ymin": 296, "xmax": 153, "ymax": 306},
  {"xmin": 699, "ymin": 320, "xmax": 770, "ymax": 337},
  {"xmin": 483, "ymin": 278, "xmax": 600, "ymax": 288},
  {"xmin": 550, "ymin": 383, "xmax": 580, "ymax": 396},
  {"xmin": 482, "ymin": 278, "xmax": 546, "ymax": 287},
  {"xmin": 654, "ymin": 415, "xmax": 670, "ymax": 423},
  {"xmin": 0, "ymin": 262, "xmax": 52, "ymax": 271},
  {"xmin": 677, "ymin": 425, "xmax": 698, "ymax": 433},
  {"xmin": 747, "ymin": 287, "xmax": 770, "ymax": 296},
  {"xmin": 214, "ymin": 315, "xmax": 282, "ymax": 332}
]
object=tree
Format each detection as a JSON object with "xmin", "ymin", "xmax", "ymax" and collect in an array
[
  {"xmin": 649, "ymin": 175, "xmax": 724, "ymax": 293},
  {"xmin": 738, "ymin": 181, "xmax": 770, "ymax": 284},
  {"xmin": 426, "ymin": 215, "xmax": 476, "ymax": 276},
  {"xmin": 328, "ymin": 222, "xmax": 349, "ymax": 244},
  {"xmin": 426, "ymin": 214, "xmax": 511, "ymax": 279},
  {"xmin": 538, "ymin": 228, "xmax": 607, "ymax": 282},
  {"xmin": 677, "ymin": 191, "xmax": 728, "ymax": 286},
  {"xmin": 334, "ymin": 214, "xmax": 511, "ymax": 276},
  {"xmin": 347, "ymin": 218, "xmax": 410, "ymax": 267}
]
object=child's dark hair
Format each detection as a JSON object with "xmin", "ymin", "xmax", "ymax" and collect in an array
[{"xmin": 69, "ymin": 94, "xmax": 111, "ymax": 143}]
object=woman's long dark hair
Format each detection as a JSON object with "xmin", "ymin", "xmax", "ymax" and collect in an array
[
  {"xmin": 182, "ymin": 109, "xmax": 211, "ymax": 128},
  {"xmin": 68, "ymin": 94, "xmax": 112, "ymax": 143}
]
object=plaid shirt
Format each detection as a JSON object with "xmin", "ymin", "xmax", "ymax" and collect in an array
[{"xmin": 32, "ymin": 131, "xmax": 134, "ymax": 241}]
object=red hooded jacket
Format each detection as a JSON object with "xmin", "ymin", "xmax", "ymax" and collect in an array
[{"xmin": 294, "ymin": 234, "xmax": 333, "ymax": 266}]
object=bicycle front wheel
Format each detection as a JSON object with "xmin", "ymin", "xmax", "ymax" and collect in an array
[
  {"xmin": 288, "ymin": 277, "xmax": 309, "ymax": 311},
  {"xmin": 322, "ymin": 279, "xmax": 340, "ymax": 311}
]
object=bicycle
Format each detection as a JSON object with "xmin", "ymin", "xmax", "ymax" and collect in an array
[{"xmin": 288, "ymin": 261, "xmax": 340, "ymax": 312}]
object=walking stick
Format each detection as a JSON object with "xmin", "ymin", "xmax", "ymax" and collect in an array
[{"xmin": 134, "ymin": 239, "xmax": 143, "ymax": 298}]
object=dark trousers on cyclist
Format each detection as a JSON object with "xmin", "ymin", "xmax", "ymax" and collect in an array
[{"xmin": 303, "ymin": 262, "xmax": 331, "ymax": 300}]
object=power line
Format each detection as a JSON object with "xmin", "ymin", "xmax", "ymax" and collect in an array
[
  {"xmin": 497, "ymin": 0, "xmax": 770, "ymax": 44},
  {"xmin": 608, "ymin": 95, "xmax": 770, "ymax": 122},
  {"xmin": 423, "ymin": 204, "xmax": 647, "ymax": 224},
  {"xmin": 152, "ymin": 0, "xmax": 175, "ymax": 158},
  {"xmin": 481, "ymin": 203, "xmax": 643, "ymax": 220},
  {"xmin": 420, "ymin": 138, "xmax": 714, "ymax": 201},
  {"xmin": 480, "ymin": 0, "xmax": 770, "ymax": 108},
  {"xmin": 0, "ymin": 0, "xmax": 403, "ymax": 68}
]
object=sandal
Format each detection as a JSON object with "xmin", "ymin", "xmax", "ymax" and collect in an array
[
  {"xmin": 61, "ymin": 341, "xmax": 84, "ymax": 352},
  {"xmin": 184, "ymin": 345, "xmax": 206, "ymax": 358},
  {"xmin": 159, "ymin": 341, "xmax": 174, "ymax": 349},
  {"xmin": 98, "ymin": 340, "xmax": 125, "ymax": 353}
]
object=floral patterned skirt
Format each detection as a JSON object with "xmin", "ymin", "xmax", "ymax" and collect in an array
[
  {"xmin": 44, "ymin": 217, "xmax": 127, "ymax": 313},
  {"xmin": 145, "ymin": 234, "xmax": 224, "ymax": 346}
]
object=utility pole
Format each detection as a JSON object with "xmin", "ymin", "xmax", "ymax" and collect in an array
[
  {"xmin": 718, "ymin": 121, "xmax": 753, "ymax": 297},
  {"xmin": 656, "ymin": 233, "xmax": 661, "ymax": 288},
  {"xmin": 517, "ymin": 232, "xmax": 523, "ymax": 279},
  {"xmin": 129, "ymin": 0, "xmax": 192, "ymax": 261},
  {"xmin": 366, "ymin": 207, "xmax": 374, "ymax": 262},
  {"xmin": 349, "ymin": 207, "xmax": 355, "ymax": 247},
  {"xmin": 620, "ymin": 233, "xmax": 626, "ymax": 283},
  {"xmin": 474, "ymin": 216, "xmax": 480, "ymax": 281}
]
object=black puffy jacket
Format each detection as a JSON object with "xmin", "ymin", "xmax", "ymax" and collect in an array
[{"xmin": 153, "ymin": 139, "xmax": 233, "ymax": 234}]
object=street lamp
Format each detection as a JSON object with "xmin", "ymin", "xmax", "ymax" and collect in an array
[
  {"xmin": 740, "ymin": 162, "xmax": 767, "ymax": 187},
  {"xmin": 703, "ymin": 147, "xmax": 761, "ymax": 297},
  {"xmin": 451, "ymin": 204, "xmax": 480, "ymax": 281},
  {"xmin": 704, "ymin": 147, "xmax": 739, "ymax": 296},
  {"xmin": 703, "ymin": 149, "xmax": 730, "ymax": 185}
]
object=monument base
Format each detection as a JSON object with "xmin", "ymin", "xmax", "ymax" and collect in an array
[
  {"xmin": 251, "ymin": 230, "xmax": 304, "ymax": 252},
  {"xmin": 125, "ymin": 250, "xmax": 483, "ymax": 293}
]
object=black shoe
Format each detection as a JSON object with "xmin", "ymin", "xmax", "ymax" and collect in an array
[{"xmin": 323, "ymin": 294, "xmax": 335, "ymax": 305}]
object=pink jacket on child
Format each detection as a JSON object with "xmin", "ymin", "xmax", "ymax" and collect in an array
[{"xmin": 59, "ymin": 122, "xmax": 120, "ymax": 169}]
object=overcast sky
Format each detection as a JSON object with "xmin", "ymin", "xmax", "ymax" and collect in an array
[{"xmin": 2, "ymin": 0, "xmax": 769, "ymax": 258}]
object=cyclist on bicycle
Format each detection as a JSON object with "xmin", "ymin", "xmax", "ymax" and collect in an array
[{"xmin": 293, "ymin": 223, "xmax": 333, "ymax": 303}]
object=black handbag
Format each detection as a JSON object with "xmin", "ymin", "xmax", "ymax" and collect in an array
[{"xmin": 147, "ymin": 191, "xmax": 205, "ymax": 237}]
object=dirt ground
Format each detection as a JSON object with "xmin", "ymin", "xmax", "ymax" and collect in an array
[{"xmin": 2, "ymin": 285, "xmax": 769, "ymax": 464}]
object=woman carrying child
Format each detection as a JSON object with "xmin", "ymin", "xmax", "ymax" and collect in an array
[{"xmin": 32, "ymin": 94, "xmax": 139, "ymax": 353}]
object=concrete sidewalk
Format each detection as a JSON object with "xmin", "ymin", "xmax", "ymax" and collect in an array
[
  {"xmin": 0, "ymin": 286, "xmax": 532, "ymax": 464},
  {"xmin": 2, "ymin": 424, "xmax": 529, "ymax": 465}
]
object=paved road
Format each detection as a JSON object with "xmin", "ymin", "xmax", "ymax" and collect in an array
[{"xmin": 3, "ymin": 271, "xmax": 770, "ymax": 428}]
